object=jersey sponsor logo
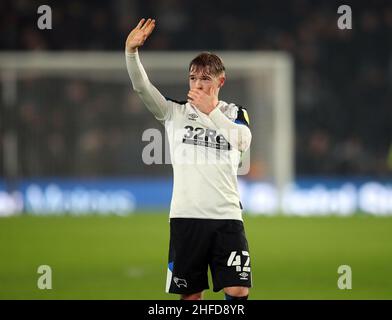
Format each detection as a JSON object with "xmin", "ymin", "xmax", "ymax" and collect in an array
[
  {"xmin": 182, "ymin": 125, "xmax": 231, "ymax": 150},
  {"xmin": 173, "ymin": 277, "xmax": 188, "ymax": 288}
]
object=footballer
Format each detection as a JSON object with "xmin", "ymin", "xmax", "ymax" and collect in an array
[{"xmin": 125, "ymin": 18, "xmax": 252, "ymax": 300}]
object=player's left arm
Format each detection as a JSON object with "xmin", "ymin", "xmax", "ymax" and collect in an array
[{"xmin": 208, "ymin": 106, "xmax": 252, "ymax": 152}]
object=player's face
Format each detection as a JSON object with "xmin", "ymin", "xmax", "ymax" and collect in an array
[{"xmin": 188, "ymin": 68, "xmax": 223, "ymax": 96}]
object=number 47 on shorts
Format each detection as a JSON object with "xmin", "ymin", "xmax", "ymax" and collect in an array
[{"xmin": 227, "ymin": 251, "xmax": 250, "ymax": 272}]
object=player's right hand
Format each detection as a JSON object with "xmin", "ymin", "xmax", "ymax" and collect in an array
[{"xmin": 125, "ymin": 18, "xmax": 156, "ymax": 53}]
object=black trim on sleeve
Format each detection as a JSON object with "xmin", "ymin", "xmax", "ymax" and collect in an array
[
  {"xmin": 165, "ymin": 97, "xmax": 187, "ymax": 105},
  {"xmin": 235, "ymin": 105, "xmax": 250, "ymax": 127}
]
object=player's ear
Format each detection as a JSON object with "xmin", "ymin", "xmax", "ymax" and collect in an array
[{"xmin": 219, "ymin": 75, "xmax": 226, "ymax": 88}]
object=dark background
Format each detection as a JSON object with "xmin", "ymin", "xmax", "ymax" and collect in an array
[{"xmin": 1, "ymin": 0, "xmax": 391, "ymax": 178}]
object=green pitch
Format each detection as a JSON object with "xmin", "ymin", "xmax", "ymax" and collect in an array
[{"xmin": 0, "ymin": 213, "xmax": 391, "ymax": 300}]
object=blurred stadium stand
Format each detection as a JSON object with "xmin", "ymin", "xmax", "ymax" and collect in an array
[{"xmin": 1, "ymin": 0, "xmax": 391, "ymax": 179}]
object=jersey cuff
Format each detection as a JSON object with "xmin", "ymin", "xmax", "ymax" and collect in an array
[{"xmin": 208, "ymin": 107, "xmax": 223, "ymax": 121}]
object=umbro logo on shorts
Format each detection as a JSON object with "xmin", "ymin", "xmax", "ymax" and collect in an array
[
  {"xmin": 173, "ymin": 277, "xmax": 188, "ymax": 288},
  {"xmin": 239, "ymin": 272, "xmax": 249, "ymax": 280}
]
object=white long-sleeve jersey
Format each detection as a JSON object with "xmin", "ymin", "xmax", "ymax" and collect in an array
[{"xmin": 126, "ymin": 50, "xmax": 252, "ymax": 221}]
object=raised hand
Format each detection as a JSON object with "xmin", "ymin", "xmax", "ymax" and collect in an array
[{"xmin": 126, "ymin": 18, "xmax": 156, "ymax": 53}]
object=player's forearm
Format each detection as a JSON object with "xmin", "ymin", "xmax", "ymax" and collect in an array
[
  {"xmin": 208, "ymin": 107, "xmax": 252, "ymax": 152},
  {"xmin": 125, "ymin": 50, "xmax": 170, "ymax": 120}
]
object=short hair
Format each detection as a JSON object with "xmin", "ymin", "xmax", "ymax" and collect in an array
[{"xmin": 189, "ymin": 52, "xmax": 225, "ymax": 77}]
